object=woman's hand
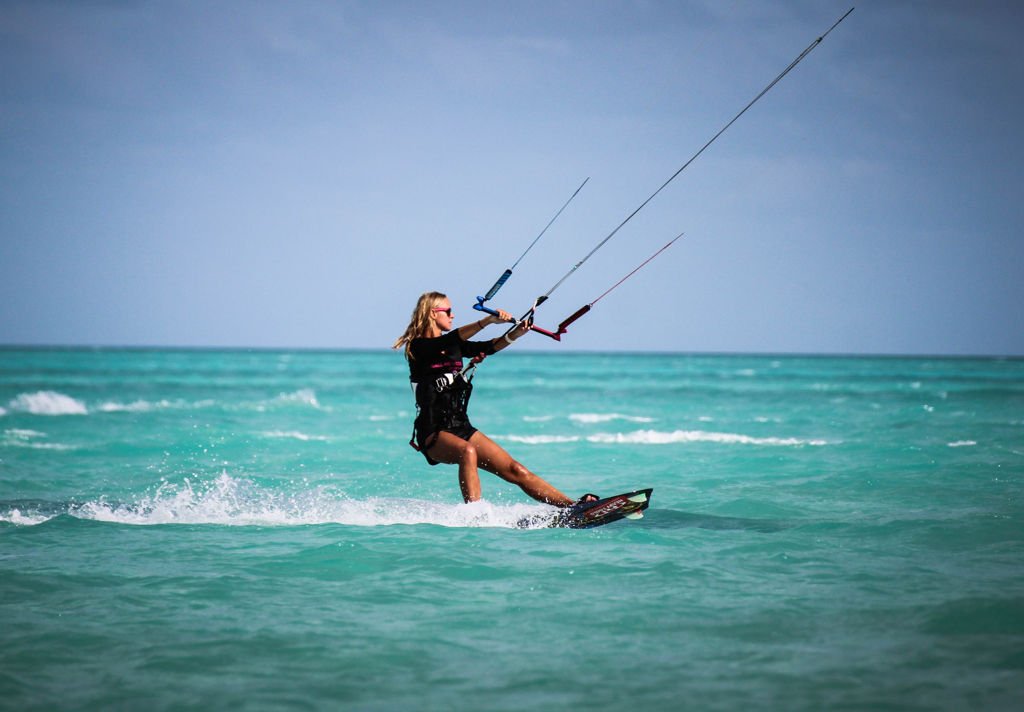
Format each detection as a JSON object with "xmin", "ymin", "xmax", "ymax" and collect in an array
[
  {"xmin": 507, "ymin": 320, "xmax": 530, "ymax": 341},
  {"xmin": 488, "ymin": 309, "xmax": 517, "ymax": 325}
]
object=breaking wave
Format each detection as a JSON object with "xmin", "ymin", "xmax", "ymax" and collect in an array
[
  {"xmin": 4, "ymin": 389, "xmax": 327, "ymax": 417},
  {"xmin": 499, "ymin": 429, "xmax": 828, "ymax": 447},
  {"xmin": 586, "ymin": 429, "xmax": 828, "ymax": 446},
  {"xmin": 7, "ymin": 391, "xmax": 88, "ymax": 416}
]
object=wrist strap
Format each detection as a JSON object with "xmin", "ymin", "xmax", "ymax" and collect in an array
[{"xmin": 503, "ymin": 333, "xmax": 515, "ymax": 345}]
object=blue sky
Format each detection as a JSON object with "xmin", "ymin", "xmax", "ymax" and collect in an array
[{"xmin": 2, "ymin": 1, "xmax": 1021, "ymax": 355}]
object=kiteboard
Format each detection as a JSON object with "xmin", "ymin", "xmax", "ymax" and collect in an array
[{"xmin": 518, "ymin": 488, "xmax": 653, "ymax": 529}]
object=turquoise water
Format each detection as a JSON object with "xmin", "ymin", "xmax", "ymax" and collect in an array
[{"xmin": 2, "ymin": 348, "xmax": 1022, "ymax": 710}]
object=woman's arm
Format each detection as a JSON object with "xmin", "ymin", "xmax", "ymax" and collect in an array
[
  {"xmin": 490, "ymin": 320, "xmax": 530, "ymax": 353},
  {"xmin": 457, "ymin": 308, "xmax": 517, "ymax": 341},
  {"xmin": 458, "ymin": 309, "xmax": 528, "ymax": 356},
  {"xmin": 457, "ymin": 315, "xmax": 498, "ymax": 341}
]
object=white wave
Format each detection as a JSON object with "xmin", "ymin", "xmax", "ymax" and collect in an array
[
  {"xmin": 569, "ymin": 413, "xmax": 654, "ymax": 424},
  {"xmin": 586, "ymin": 429, "xmax": 828, "ymax": 446},
  {"xmin": 66, "ymin": 474, "xmax": 550, "ymax": 528},
  {"xmin": 0, "ymin": 508, "xmax": 53, "ymax": 526},
  {"xmin": 2, "ymin": 440, "xmax": 73, "ymax": 451},
  {"xmin": 0, "ymin": 405, "xmax": 6, "ymax": 416},
  {"xmin": 9, "ymin": 391, "xmax": 88, "ymax": 415},
  {"xmin": 97, "ymin": 400, "xmax": 157, "ymax": 413},
  {"xmin": 2, "ymin": 428, "xmax": 73, "ymax": 450},
  {"xmin": 522, "ymin": 415, "xmax": 555, "ymax": 423},
  {"xmin": 315, "ymin": 498, "xmax": 548, "ymax": 529},
  {"xmin": 499, "ymin": 434, "xmax": 581, "ymax": 445},
  {"xmin": 276, "ymin": 389, "xmax": 321, "ymax": 409},
  {"xmin": 96, "ymin": 399, "xmax": 191, "ymax": 413},
  {"xmin": 262, "ymin": 430, "xmax": 330, "ymax": 442},
  {"xmin": 5, "ymin": 428, "xmax": 47, "ymax": 439},
  {"xmin": 947, "ymin": 440, "xmax": 977, "ymax": 448}
]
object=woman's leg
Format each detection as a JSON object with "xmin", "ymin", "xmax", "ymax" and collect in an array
[
  {"xmin": 425, "ymin": 431, "xmax": 482, "ymax": 502},
  {"xmin": 468, "ymin": 432, "xmax": 576, "ymax": 507}
]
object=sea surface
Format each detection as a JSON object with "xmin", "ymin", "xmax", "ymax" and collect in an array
[{"xmin": 1, "ymin": 348, "xmax": 1022, "ymax": 711}]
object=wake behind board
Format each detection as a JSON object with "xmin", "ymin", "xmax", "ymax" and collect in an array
[{"xmin": 517, "ymin": 488, "xmax": 653, "ymax": 529}]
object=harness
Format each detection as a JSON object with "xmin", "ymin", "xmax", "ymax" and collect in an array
[{"xmin": 408, "ymin": 370, "xmax": 474, "ymax": 453}]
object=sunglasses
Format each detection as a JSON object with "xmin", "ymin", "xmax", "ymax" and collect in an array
[{"xmin": 431, "ymin": 307, "xmax": 452, "ymax": 316}]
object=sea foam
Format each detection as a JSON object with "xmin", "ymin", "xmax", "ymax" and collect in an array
[
  {"xmin": 9, "ymin": 391, "xmax": 88, "ymax": 415},
  {"xmin": 57, "ymin": 474, "xmax": 549, "ymax": 529},
  {"xmin": 569, "ymin": 413, "xmax": 655, "ymax": 424},
  {"xmin": 262, "ymin": 430, "xmax": 331, "ymax": 442},
  {"xmin": 97, "ymin": 399, "xmax": 173, "ymax": 413},
  {"xmin": 276, "ymin": 389, "xmax": 321, "ymax": 409},
  {"xmin": 2, "ymin": 428, "xmax": 73, "ymax": 450},
  {"xmin": 500, "ymin": 434, "xmax": 581, "ymax": 444},
  {"xmin": 586, "ymin": 429, "xmax": 828, "ymax": 446},
  {"xmin": 0, "ymin": 508, "xmax": 53, "ymax": 526}
]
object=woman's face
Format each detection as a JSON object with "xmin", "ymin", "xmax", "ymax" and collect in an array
[{"xmin": 431, "ymin": 299, "xmax": 453, "ymax": 332}]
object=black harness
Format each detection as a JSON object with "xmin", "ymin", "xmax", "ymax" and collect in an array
[{"xmin": 408, "ymin": 371, "xmax": 474, "ymax": 453}]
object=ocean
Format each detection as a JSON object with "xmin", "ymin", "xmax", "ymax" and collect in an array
[{"xmin": 1, "ymin": 348, "xmax": 1022, "ymax": 710}]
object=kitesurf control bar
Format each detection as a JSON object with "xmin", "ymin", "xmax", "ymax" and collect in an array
[
  {"xmin": 473, "ymin": 177, "xmax": 590, "ymax": 319},
  {"xmin": 528, "ymin": 304, "xmax": 592, "ymax": 341}
]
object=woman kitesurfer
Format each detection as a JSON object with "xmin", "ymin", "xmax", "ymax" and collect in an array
[{"xmin": 393, "ymin": 291, "xmax": 595, "ymax": 507}]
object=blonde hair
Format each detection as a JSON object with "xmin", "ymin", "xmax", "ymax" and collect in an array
[{"xmin": 392, "ymin": 291, "xmax": 447, "ymax": 360}]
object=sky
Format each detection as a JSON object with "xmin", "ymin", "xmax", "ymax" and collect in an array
[{"xmin": 1, "ymin": 0, "xmax": 1022, "ymax": 356}]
